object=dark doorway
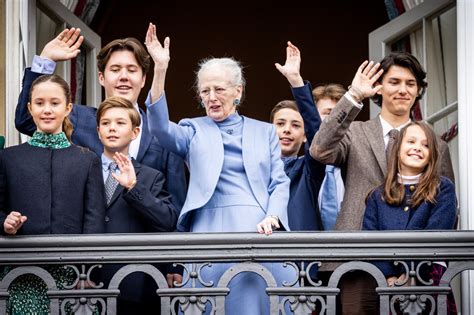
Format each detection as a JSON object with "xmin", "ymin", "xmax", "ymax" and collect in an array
[{"xmin": 90, "ymin": 0, "xmax": 388, "ymax": 122}]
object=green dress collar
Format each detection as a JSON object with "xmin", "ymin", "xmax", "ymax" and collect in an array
[{"xmin": 28, "ymin": 131, "xmax": 71, "ymax": 149}]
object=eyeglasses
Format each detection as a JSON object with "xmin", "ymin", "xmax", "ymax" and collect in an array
[{"xmin": 199, "ymin": 86, "xmax": 233, "ymax": 98}]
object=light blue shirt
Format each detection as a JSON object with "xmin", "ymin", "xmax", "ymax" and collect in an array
[
  {"xmin": 318, "ymin": 165, "xmax": 345, "ymax": 226},
  {"xmin": 31, "ymin": 55, "xmax": 56, "ymax": 74},
  {"xmin": 101, "ymin": 154, "xmax": 122, "ymax": 184}
]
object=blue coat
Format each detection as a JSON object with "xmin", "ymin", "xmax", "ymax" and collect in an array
[
  {"xmin": 363, "ymin": 176, "xmax": 457, "ymax": 276},
  {"xmin": 285, "ymin": 83, "xmax": 326, "ymax": 231},
  {"xmin": 146, "ymin": 94, "xmax": 290, "ymax": 231},
  {"xmin": 15, "ymin": 68, "xmax": 187, "ymax": 211},
  {"xmin": 0, "ymin": 143, "xmax": 105, "ymax": 235}
]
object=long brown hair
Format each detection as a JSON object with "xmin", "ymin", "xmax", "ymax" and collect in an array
[
  {"xmin": 382, "ymin": 121, "xmax": 440, "ymax": 207},
  {"xmin": 29, "ymin": 74, "xmax": 74, "ymax": 141}
]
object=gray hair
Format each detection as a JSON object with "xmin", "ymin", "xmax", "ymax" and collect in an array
[{"xmin": 194, "ymin": 57, "xmax": 246, "ymax": 94}]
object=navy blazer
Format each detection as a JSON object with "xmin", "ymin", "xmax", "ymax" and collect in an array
[
  {"xmin": 100, "ymin": 159, "xmax": 177, "ymax": 303},
  {"xmin": 105, "ymin": 159, "xmax": 177, "ymax": 232},
  {"xmin": 0, "ymin": 143, "xmax": 105, "ymax": 235},
  {"xmin": 363, "ymin": 176, "xmax": 457, "ymax": 276},
  {"xmin": 15, "ymin": 68, "xmax": 187, "ymax": 211},
  {"xmin": 285, "ymin": 83, "xmax": 326, "ymax": 231}
]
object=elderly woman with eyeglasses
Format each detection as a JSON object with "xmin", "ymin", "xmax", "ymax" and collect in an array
[{"xmin": 144, "ymin": 24, "xmax": 293, "ymax": 314}]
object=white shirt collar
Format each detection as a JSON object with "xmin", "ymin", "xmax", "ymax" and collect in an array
[
  {"xmin": 379, "ymin": 115, "xmax": 411, "ymax": 138},
  {"xmin": 128, "ymin": 103, "xmax": 143, "ymax": 159}
]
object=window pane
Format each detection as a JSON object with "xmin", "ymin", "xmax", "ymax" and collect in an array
[{"xmin": 426, "ymin": 6, "xmax": 457, "ymax": 117}]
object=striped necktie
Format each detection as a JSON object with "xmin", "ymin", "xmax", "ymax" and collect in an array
[{"xmin": 105, "ymin": 162, "xmax": 119, "ymax": 205}]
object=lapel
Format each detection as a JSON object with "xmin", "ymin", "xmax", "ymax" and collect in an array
[
  {"xmin": 284, "ymin": 158, "xmax": 301, "ymax": 180},
  {"xmin": 241, "ymin": 116, "xmax": 254, "ymax": 175},
  {"xmin": 136, "ymin": 109, "xmax": 152, "ymax": 162},
  {"xmin": 361, "ymin": 115, "xmax": 387, "ymax": 176},
  {"xmin": 241, "ymin": 117, "xmax": 266, "ymax": 210},
  {"xmin": 107, "ymin": 158, "xmax": 141, "ymax": 208}
]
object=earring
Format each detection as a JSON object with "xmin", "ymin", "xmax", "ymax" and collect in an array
[
  {"xmin": 233, "ymin": 99, "xmax": 240, "ymax": 106},
  {"xmin": 200, "ymin": 101, "xmax": 205, "ymax": 108}
]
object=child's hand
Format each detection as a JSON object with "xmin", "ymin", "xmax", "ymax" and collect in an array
[
  {"xmin": 112, "ymin": 152, "xmax": 137, "ymax": 190},
  {"xmin": 386, "ymin": 276, "xmax": 398, "ymax": 287},
  {"xmin": 275, "ymin": 41, "xmax": 304, "ymax": 87},
  {"xmin": 386, "ymin": 273, "xmax": 407, "ymax": 287},
  {"xmin": 4, "ymin": 211, "xmax": 27, "ymax": 235}
]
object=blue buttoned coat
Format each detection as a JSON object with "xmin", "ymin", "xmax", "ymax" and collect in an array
[{"xmin": 363, "ymin": 176, "xmax": 457, "ymax": 276}]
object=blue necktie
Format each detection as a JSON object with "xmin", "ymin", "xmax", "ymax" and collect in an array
[{"xmin": 320, "ymin": 165, "xmax": 339, "ymax": 230}]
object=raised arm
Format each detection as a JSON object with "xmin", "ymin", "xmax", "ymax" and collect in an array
[
  {"xmin": 144, "ymin": 23, "xmax": 195, "ymax": 158},
  {"xmin": 15, "ymin": 28, "xmax": 83, "ymax": 136},
  {"xmin": 145, "ymin": 23, "xmax": 170, "ymax": 103},
  {"xmin": 310, "ymin": 61, "xmax": 384, "ymax": 165},
  {"xmin": 276, "ymin": 42, "xmax": 325, "ymax": 178},
  {"xmin": 274, "ymin": 41, "xmax": 304, "ymax": 88},
  {"xmin": 275, "ymin": 42, "xmax": 321, "ymax": 145},
  {"xmin": 39, "ymin": 28, "xmax": 84, "ymax": 62}
]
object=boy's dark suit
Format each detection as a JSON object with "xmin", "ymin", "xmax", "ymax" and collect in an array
[
  {"xmin": 15, "ymin": 68, "xmax": 187, "ymax": 211},
  {"xmin": 100, "ymin": 158, "xmax": 177, "ymax": 313}
]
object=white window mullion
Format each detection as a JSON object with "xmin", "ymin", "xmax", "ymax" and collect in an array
[{"xmin": 457, "ymin": 0, "xmax": 474, "ymax": 312}]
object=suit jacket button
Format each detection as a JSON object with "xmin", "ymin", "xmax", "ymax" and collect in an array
[
  {"xmin": 105, "ymin": 216, "xmax": 110, "ymax": 222},
  {"xmin": 409, "ymin": 185, "xmax": 415, "ymax": 192},
  {"xmin": 403, "ymin": 206, "xmax": 409, "ymax": 212}
]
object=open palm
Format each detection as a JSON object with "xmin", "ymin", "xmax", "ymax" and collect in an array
[
  {"xmin": 144, "ymin": 23, "xmax": 170, "ymax": 71},
  {"xmin": 111, "ymin": 152, "xmax": 136, "ymax": 189},
  {"xmin": 40, "ymin": 28, "xmax": 83, "ymax": 62},
  {"xmin": 350, "ymin": 61, "xmax": 384, "ymax": 99},
  {"xmin": 275, "ymin": 41, "xmax": 300, "ymax": 78},
  {"xmin": 275, "ymin": 41, "xmax": 303, "ymax": 87}
]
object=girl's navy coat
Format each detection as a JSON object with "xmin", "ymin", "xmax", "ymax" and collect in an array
[
  {"xmin": 0, "ymin": 143, "xmax": 105, "ymax": 235},
  {"xmin": 363, "ymin": 176, "xmax": 457, "ymax": 276}
]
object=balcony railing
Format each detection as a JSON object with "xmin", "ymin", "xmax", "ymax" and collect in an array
[{"xmin": 1, "ymin": 231, "xmax": 473, "ymax": 314}]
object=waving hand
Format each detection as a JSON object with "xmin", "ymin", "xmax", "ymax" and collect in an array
[{"xmin": 40, "ymin": 28, "xmax": 83, "ymax": 62}]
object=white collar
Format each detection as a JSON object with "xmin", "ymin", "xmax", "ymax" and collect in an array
[
  {"xmin": 133, "ymin": 103, "xmax": 140, "ymax": 113},
  {"xmin": 379, "ymin": 115, "xmax": 411, "ymax": 138},
  {"xmin": 397, "ymin": 173, "xmax": 422, "ymax": 184}
]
